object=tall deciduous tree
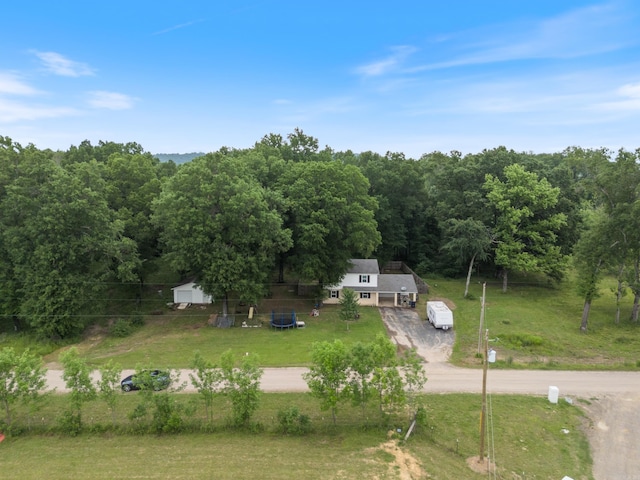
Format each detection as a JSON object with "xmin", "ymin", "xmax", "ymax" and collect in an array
[
  {"xmin": 484, "ymin": 164, "xmax": 568, "ymax": 292},
  {"xmin": 153, "ymin": 153, "xmax": 292, "ymax": 317},
  {"xmin": 1, "ymin": 156, "xmax": 138, "ymax": 338},
  {"xmin": 440, "ymin": 218, "xmax": 493, "ymax": 297},
  {"xmin": 278, "ymin": 161, "xmax": 381, "ymax": 287},
  {"xmin": 103, "ymin": 152, "xmax": 163, "ymax": 283}
]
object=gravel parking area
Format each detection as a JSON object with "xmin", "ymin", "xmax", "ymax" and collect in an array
[{"xmin": 378, "ymin": 306, "xmax": 454, "ymax": 364}]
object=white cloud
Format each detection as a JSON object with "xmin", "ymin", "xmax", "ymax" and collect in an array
[
  {"xmin": 87, "ymin": 91, "xmax": 136, "ymax": 110},
  {"xmin": 0, "ymin": 98, "xmax": 78, "ymax": 122},
  {"xmin": 33, "ymin": 51, "xmax": 95, "ymax": 77},
  {"xmin": 0, "ymin": 72, "xmax": 41, "ymax": 95},
  {"xmin": 594, "ymin": 82, "xmax": 640, "ymax": 112},
  {"xmin": 355, "ymin": 46, "xmax": 417, "ymax": 77},
  {"xmin": 408, "ymin": 3, "xmax": 633, "ymax": 72},
  {"xmin": 152, "ymin": 19, "xmax": 205, "ymax": 35}
]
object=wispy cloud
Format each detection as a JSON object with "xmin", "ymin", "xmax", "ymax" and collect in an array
[
  {"xmin": 33, "ymin": 51, "xmax": 95, "ymax": 77},
  {"xmin": 272, "ymin": 98, "xmax": 292, "ymax": 105},
  {"xmin": 594, "ymin": 82, "xmax": 640, "ymax": 111},
  {"xmin": 0, "ymin": 72, "xmax": 41, "ymax": 95},
  {"xmin": 0, "ymin": 98, "xmax": 78, "ymax": 122},
  {"xmin": 355, "ymin": 46, "xmax": 417, "ymax": 77},
  {"xmin": 152, "ymin": 19, "xmax": 205, "ymax": 35},
  {"xmin": 87, "ymin": 91, "xmax": 136, "ymax": 110},
  {"xmin": 409, "ymin": 3, "xmax": 633, "ymax": 72}
]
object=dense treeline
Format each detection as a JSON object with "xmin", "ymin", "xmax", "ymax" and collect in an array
[{"xmin": 0, "ymin": 132, "xmax": 639, "ymax": 338}]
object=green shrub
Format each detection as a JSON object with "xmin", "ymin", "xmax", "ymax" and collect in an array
[
  {"xmin": 276, "ymin": 405, "xmax": 311, "ymax": 435},
  {"xmin": 58, "ymin": 410, "xmax": 82, "ymax": 436},
  {"xmin": 130, "ymin": 314, "xmax": 145, "ymax": 327},
  {"xmin": 110, "ymin": 319, "xmax": 133, "ymax": 338},
  {"xmin": 502, "ymin": 333, "xmax": 544, "ymax": 348}
]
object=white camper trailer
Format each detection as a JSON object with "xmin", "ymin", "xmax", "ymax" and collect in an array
[{"xmin": 426, "ymin": 301, "xmax": 453, "ymax": 330}]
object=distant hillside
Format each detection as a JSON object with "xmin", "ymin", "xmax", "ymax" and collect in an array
[{"xmin": 154, "ymin": 152, "xmax": 205, "ymax": 164}]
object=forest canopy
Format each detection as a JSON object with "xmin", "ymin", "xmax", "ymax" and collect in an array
[{"xmin": 1, "ymin": 133, "xmax": 638, "ymax": 338}]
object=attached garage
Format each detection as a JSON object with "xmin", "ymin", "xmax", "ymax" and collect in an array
[{"xmin": 171, "ymin": 281, "xmax": 213, "ymax": 304}]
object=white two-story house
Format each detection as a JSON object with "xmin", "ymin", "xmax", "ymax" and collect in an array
[{"xmin": 324, "ymin": 259, "xmax": 418, "ymax": 307}]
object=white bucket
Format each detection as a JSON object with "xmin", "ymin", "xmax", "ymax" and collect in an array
[{"xmin": 548, "ymin": 386, "xmax": 559, "ymax": 404}]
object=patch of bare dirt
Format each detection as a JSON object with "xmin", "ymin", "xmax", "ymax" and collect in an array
[
  {"xmin": 466, "ymin": 456, "xmax": 496, "ymax": 475},
  {"xmin": 367, "ymin": 439, "xmax": 428, "ymax": 480},
  {"xmin": 579, "ymin": 393, "xmax": 640, "ymax": 480}
]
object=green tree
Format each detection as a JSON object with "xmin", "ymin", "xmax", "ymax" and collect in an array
[
  {"xmin": 60, "ymin": 347, "xmax": 97, "ymax": 434},
  {"xmin": 440, "ymin": 218, "xmax": 493, "ymax": 297},
  {"xmin": 400, "ymin": 349, "xmax": 428, "ymax": 415},
  {"xmin": 103, "ymin": 152, "xmax": 163, "ymax": 283},
  {"xmin": 346, "ymin": 151, "xmax": 432, "ymax": 265},
  {"xmin": 484, "ymin": 164, "xmax": 568, "ymax": 292},
  {"xmin": 278, "ymin": 161, "xmax": 381, "ymax": 286},
  {"xmin": 303, "ymin": 340, "xmax": 351, "ymax": 426},
  {"xmin": 339, "ymin": 288, "xmax": 359, "ymax": 331},
  {"xmin": 0, "ymin": 347, "xmax": 47, "ymax": 426},
  {"xmin": 2, "ymin": 158, "xmax": 138, "ymax": 338},
  {"xmin": 189, "ymin": 351, "xmax": 224, "ymax": 425},
  {"xmin": 153, "ymin": 153, "xmax": 292, "ymax": 317},
  {"xmin": 220, "ymin": 350, "xmax": 263, "ymax": 427},
  {"xmin": 369, "ymin": 335, "xmax": 404, "ymax": 416},
  {"xmin": 568, "ymin": 147, "xmax": 640, "ymax": 325},
  {"xmin": 348, "ymin": 341, "xmax": 375, "ymax": 418},
  {"xmin": 573, "ymin": 209, "xmax": 613, "ymax": 332},
  {"xmin": 98, "ymin": 360, "xmax": 122, "ymax": 426}
]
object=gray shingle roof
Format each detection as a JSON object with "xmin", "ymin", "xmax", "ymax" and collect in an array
[
  {"xmin": 376, "ymin": 274, "xmax": 418, "ymax": 294},
  {"xmin": 346, "ymin": 259, "xmax": 380, "ymax": 275}
]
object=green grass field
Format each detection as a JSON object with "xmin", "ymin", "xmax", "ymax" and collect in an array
[
  {"xmin": 427, "ymin": 276, "xmax": 640, "ymax": 370},
  {"xmin": 1, "ymin": 274, "xmax": 619, "ymax": 479},
  {"xmin": 1, "ymin": 392, "xmax": 592, "ymax": 480}
]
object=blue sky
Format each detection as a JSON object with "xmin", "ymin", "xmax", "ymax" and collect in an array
[{"xmin": 2, "ymin": 1, "xmax": 639, "ymax": 158}]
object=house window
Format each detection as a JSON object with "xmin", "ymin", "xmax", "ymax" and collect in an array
[
  {"xmin": 330, "ymin": 290, "xmax": 339, "ymax": 299},
  {"xmin": 360, "ymin": 292, "xmax": 371, "ymax": 299},
  {"xmin": 359, "ymin": 275, "xmax": 370, "ymax": 283}
]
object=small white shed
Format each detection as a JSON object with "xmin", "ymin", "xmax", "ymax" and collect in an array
[{"xmin": 171, "ymin": 281, "xmax": 213, "ymax": 304}]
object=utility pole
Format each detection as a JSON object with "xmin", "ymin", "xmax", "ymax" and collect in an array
[
  {"xmin": 477, "ymin": 283, "xmax": 486, "ymax": 354},
  {"xmin": 479, "ymin": 328, "xmax": 489, "ymax": 464}
]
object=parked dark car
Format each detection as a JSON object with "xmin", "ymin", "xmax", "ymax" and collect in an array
[{"xmin": 120, "ymin": 370, "xmax": 170, "ymax": 392}]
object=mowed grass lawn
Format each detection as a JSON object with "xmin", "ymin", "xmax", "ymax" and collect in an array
[
  {"xmin": 426, "ymin": 275, "xmax": 640, "ymax": 369},
  {"xmin": 60, "ymin": 294, "xmax": 386, "ymax": 368},
  {"xmin": 5, "ymin": 272, "xmax": 639, "ymax": 370},
  {"xmin": 0, "ymin": 393, "xmax": 592, "ymax": 480}
]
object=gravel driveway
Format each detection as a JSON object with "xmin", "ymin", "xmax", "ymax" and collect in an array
[
  {"xmin": 378, "ymin": 306, "xmax": 454, "ymax": 363},
  {"xmin": 378, "ymin": 306, "xmax": 640, "ymax": 480}
]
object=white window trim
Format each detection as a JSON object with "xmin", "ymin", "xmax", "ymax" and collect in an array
[
  {"xmin": 330, "ymin": 290, "xmax": 339, "ymax": 298},
  {"xmin": 360, "ymin": 292, "xmax": 371, "ymax": 299},
  {"xmin": 359, "ymin": 275, "xmax": 370, "ymax": 283}
]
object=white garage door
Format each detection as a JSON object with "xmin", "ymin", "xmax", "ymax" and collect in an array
[{"xmin": 176, "ymin": 290, "xmax": 192, "ymax": 303}]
